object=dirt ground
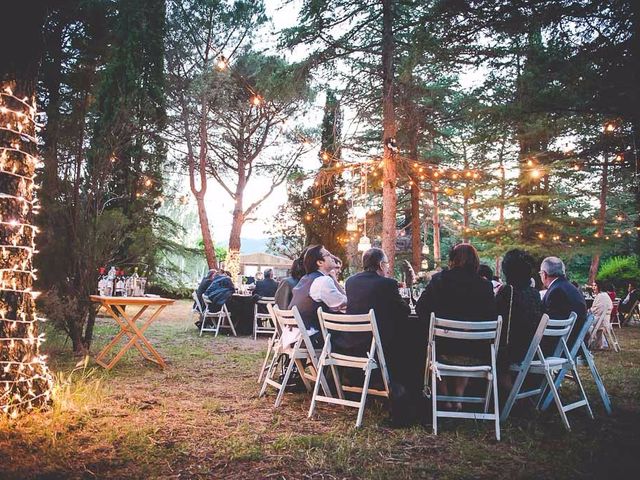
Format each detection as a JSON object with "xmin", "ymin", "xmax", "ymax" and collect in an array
[{"xmin": 1, "ymin": 299, "xmax": 639, "ymax": 479}]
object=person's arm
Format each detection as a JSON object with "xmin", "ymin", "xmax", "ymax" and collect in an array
[
  {"xmin": 311, "ymin": 276, "xmax": 347, "ymax": 310},
  {"xmin": 415, "ymin": 281, "xmax": 436, "ymax": 322}
]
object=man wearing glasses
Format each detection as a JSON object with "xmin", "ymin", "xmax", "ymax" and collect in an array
[
  {"xmin": 539, "ymin": 256, "xmax": 587, "ymax": 347},
  {"xmin": 289, "ymin": 245, "xmax": 347, "ymax": 347}
]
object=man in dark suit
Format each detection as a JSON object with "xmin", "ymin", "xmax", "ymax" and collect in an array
[
  {"xmin": 340, "ymin": 248, "xmax": 422, "ymax": 425},
  {"xmin": 540, "ymin": 256, "xmax": 587, "ymax": 348},
  {"xmin": 253, "ymin": 268, "xmax": 278, "ymax": 298}
]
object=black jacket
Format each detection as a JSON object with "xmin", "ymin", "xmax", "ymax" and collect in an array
[
  {"xmin": 542, "ymin": 276, "xmax": 587, "ymax": 347},
  {"xmin": 416, "ymin": 268, "xmax": 496, "ymax": 358},
  {"xmin": 254, "ymin": 278, "xmax": 278, "ymax": 298},
  {"xmin": 338, "ymin": 271, "xmax": 410, "ymax": 359}
]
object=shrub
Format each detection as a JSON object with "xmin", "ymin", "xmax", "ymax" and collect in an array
[{"xmin": 596, "ymin": 255, "xmax": 640, "ymax": 293}]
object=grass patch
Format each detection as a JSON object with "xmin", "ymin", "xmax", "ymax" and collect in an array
[{"xmin": 2, "ymin": 301, "xmax": 640, "ymax": 479}]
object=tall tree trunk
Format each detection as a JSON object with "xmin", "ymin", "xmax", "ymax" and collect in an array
[
  {"xmin": 183, "ymin": 91, "xmax": 217, "ymax": 269},
  {"xmin": 227, "ymin": 167, "xmax": 246, "ymax": 281},
  {"xmin": 588, "ymin": 157, "xmax": 609, "ymax": 284},
  {"xmin": 0, "ymin": 3, "xmax": 53, "ymax": 417},
  {"xmin": 381, "ymin": 0, "xmax": 398, "ymax": 275},
  {"xmin": 431, "ymin": 185, "xmax": 441, "ymax": 267},
  {"xmin": 411, "ymin": 178, "xmax": 421, "ymax": 272}
]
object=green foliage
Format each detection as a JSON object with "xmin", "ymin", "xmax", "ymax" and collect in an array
[{"xmin": 597, "ymin": 255, "xmax": 640, "ymax": 290}]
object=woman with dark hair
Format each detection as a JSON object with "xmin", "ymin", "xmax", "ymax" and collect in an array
[
  {"xmin": 495, "ymin": 249, "xmax": 542, "ymax": 389},
  {"xmin": 274, "ymin": 257, "xmax": 305, "ymax": 309},
  {"xmin": 416, "ymin": 243, "xmax": 496, "ymax": 409}
]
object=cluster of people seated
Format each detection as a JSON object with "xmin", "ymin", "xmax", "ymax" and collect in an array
[
  {"xmin": 271, "ymin": 242, "xmax": 609, "ymax": 426},
  {"xmin": 196, "ymin": 242, "xmax": 629, "ymax": 427}
]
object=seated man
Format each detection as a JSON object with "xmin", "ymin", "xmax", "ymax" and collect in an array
[
  {"xmin": 619, "ymin": 280, "xmax": 640, "ymax": 325},
  {"xmin": 539, "ymin": 256, "xmax": 587, "ymax": 348},
  {"xmin": 289, "ymin": 245, "xmax": 347, "ymax": 347},
  {"xmin": 203, "ymin": 271, "xmax": 235, "ymax": 313},
  {"xmin": 254, "ymin": 268, "xmax": 278, "ymax": 298},
  {"xmin": 194, "ymin": 269, "xmax": 217, "ymax": 310},
  {"xmin": 341, "ymin": 247, "xmax": 420, "ymax": 426}
]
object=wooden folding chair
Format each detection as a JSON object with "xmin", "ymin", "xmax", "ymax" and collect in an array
[
  {"xmin": 200, "ymin": 294, "xmax": 236, "ymax": 337},
  {"xmin": 308, "ymin": 308, "xmax": 390, "ymax": 428},
  {"xmin": 254, "ymin": 297, "xmax": 276, "ymax": 340},
  {"xmin": 259, "ymin": 306, "xmax": 330, "ymax": 407},
  {"xmin": 540, "ymin": 312, "xmax": 612, "ymax": 415},
  {"xmin": 257, "ymin": 303, "xmax": 282, "ymax": 384},
  {"xmin": 500, "ymin": 312, "xmax": 594, "ymax": 431},
  {"xmin": 425, "ymin": 313, "xmax": 503, "ymax": 441}
]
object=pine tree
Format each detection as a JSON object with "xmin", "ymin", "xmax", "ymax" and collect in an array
[{"xmin": 304, "ymin": 91, "xmax": 349, "ymax": 263}]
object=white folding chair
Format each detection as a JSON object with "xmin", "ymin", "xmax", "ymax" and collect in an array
[
  {"xmin": 425, "ymin": 313, "xmax": 502, "ymax": 441},
  {"xmin": 610, "ymin": 299, "xmax": 621, "ymax": 329},
  {"xmin": 540, "ymin": 312, "xmax": 612, "ymax": 415},
  {"xmin": 308, "ymin": 308, "xmax": 390, "ymax": 428},
  {"xmin": 200, "ymin": 294, "xmax": 236, "ymax": 337},
  {"xmin": 259, "ymin": 306, "xmax": 330, "ymax": 407},
  {"xmin": 192, "ymin": 291, "xmax": 204, "ymax": 322},
  {"xmin": 254, "ymin": 297, "xmax": 276, "ymax": 340},
  {"xmin": 257, "ymin": 303, "xmax": 282, "ymax": 384},
  {"xmin": 500, "ymin": 312, "xmax": 594, "ymax": 431}
]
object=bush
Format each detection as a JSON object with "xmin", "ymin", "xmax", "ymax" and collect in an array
[{"xmin": 596, "ymin": 255, "xmax": 640, "ymax": 293}]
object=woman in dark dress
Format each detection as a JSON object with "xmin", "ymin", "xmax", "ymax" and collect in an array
[
  {"xmin": 495, "ymin": 249, "xmax": 542, "ymax": 391},
  {"xmin": 416, "ymin": 243, "xmax": 497, "ymax": 409}
]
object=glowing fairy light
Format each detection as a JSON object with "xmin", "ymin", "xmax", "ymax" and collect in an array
[{"xmin": 0, "ymin": 84, "xmax": 53, "ymax": 419}]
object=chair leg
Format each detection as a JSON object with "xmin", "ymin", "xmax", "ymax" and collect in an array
[
  {"xmin": 545, "ymin": 369, "xmax": 571, "ymax": 431},
  {"xmin": 253, "ymin": 317, "xmax": 257, "ymax": 341},
  {"xmin": 582, "ymin": 345, "xmax": 612, "ymax": 415},
  {"xmin": 259, "ymin": 348, "xmax": 280, "ymax": 398},
  {"xmin": 500, "ymin": 367, "xmax": 527, "ymax": 422},
  {"xmin": 228, "ymin": 313, "xmax": 237, "ymax": 336},
  {"xmin": 483, "ymin": 376, "xmax": 493, "ymax": 413},
  {"xmin": 215, "ymin": 314, "xmax": 222, "ymax": 337},
  {"xmin": 258, "ymin": 336, "xmax": 277, "ymax": 383},
  {"xmin": 571, "ymin": 364, "xmax": 594, "ymax": 419},
  {"xmin": 355, "ymin": 365, "xmax": 373, "ymax": 428},
  {"xmin": 308, "ymin": 357, "xmax": 326, "ymax": 419},
  {"xmin": 431, "ymin": 364, "xmax": 438, "ymax": 435},
  {"xmin": 492, "ymin": 370, "xmax": 501, "ymax": 441},
  {"xmin": 274, "ymin": 355, "xmax": 296, "ymax": 408}
]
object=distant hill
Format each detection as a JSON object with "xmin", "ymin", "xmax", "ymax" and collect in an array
[{"xmin": 219, "ymin": 237, "xmax": 270, "ymax": 254}]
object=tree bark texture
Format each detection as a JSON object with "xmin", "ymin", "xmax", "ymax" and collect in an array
[{"xmin": 588, "ymin": 157, "xmax": 608, "ymax": 284}]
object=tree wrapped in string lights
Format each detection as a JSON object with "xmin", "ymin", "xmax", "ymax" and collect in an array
[{"xmin": 0, "ymin": 82, "xmax": 53, "ymax": 418}]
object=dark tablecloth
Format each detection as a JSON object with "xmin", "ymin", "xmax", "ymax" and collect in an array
[{"xmin": 226, "ymin": 294, "xmax": 255, "ymax": 335}]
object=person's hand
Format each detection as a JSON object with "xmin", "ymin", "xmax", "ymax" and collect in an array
[{"xmin": 329, "ymin": 269, "xmax": 339, "ymax": 282}]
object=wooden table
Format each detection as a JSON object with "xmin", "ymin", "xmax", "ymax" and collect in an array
[{"xmin": 90, "ymin": 295, "xmax": 174, "ymax": 370}]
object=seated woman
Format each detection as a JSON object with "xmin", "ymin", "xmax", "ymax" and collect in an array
[
  {"xmin": 495, "ymin": 249, "xmax": 542, "ymax": 392},
  {"xmin": 416, "ymin": 243, "xmax": 496, "ymax": 410},
  {"xmin": 590, "ymin": 280, "xmax": 614, "ymax": 349}
]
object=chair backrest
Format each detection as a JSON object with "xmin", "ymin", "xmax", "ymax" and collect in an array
[
  {"xmin": 271, "ymin": 305, "xmax": 298, "ymax": 329},
  {"xmin": 316, "ymin": 307, "xmax": 389, "ymax": 377},
  {"xmin": 428, "ymin": 314, "xmax": 503, "ymax": 354},
  {"xmin": 266, "ymin": 303, "xmax": 284, "ymax": 336},
  {"xmin": 201, "ymin": 294, "xmax": 211, "ymax": 308},
  {"xmin": 192, "ymin": 291, "xmax": 204, "ymax": 313},
  {"xmin": 256, "ymin": 296, "xmax": 275, "ymax": 305}
]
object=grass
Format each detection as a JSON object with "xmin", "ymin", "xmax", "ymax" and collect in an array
[{"xmin": 1, "ymin": 299, "xmax": 639, "ymax": 479}]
